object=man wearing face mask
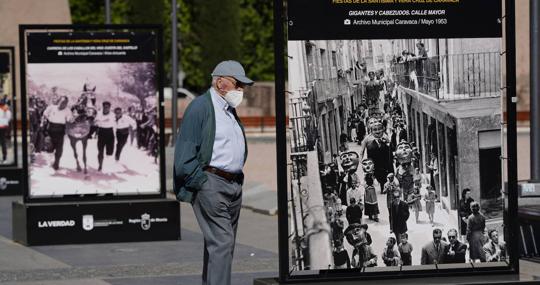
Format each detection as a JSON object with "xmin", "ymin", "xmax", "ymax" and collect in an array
[{"xmin": 173, "ymin": 60, "xmax": 253, "ymax": 285}]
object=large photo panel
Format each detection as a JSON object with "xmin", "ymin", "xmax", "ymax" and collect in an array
[
  {"xmin": 22, "ymin": 30, "xmax": 162, "ymax": 198},
  {"xmin": 284, "ymin": 0, "xmax": 511, "ymax": 279},
  {"xmin": 0, "ymin": 48, "xmax": 16, "ymax": 167}
]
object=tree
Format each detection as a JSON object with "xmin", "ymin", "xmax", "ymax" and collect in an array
[
  {"xmin": 69, "ymin": 0, "xmax": 129, "ymax": 24},
  {"xmin": 112, "ymin": 63, "xmax": 156, "ymax": 109},
  {"xmin": 239, "ymin": 0, "xmax": 274, "ymax": 82},
  {"xmin": 69, "ymin": 0, "xmax": 275, "ymax": 93},
  {"xmin": 179, "ymin": 0, "xmax": 241, "ymax": 93}
]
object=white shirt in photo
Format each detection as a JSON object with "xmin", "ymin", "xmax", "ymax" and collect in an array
[
  {"xmin": 95, "ymin": 111, "xmax": 115, "ymax": 128},
  {"xmin": 116, "ymin": 115, "xmax": 137, "ymax": 130},
  {"xmin": 43, "ymin": 105, "xmax": 71, "ymax": 124}
]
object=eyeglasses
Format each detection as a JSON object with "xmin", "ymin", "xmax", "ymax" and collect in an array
[
  {"xmin": 448, "ymin": 235, "xmax": 457, "ymax": 239},
  {"xmin": 221, "ymin": 77, "xmax": 245, "ymax": 89}
]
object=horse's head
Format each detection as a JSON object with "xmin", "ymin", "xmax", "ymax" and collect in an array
[{"xmin": 82, "ymin": 81, "xmax": 97, "ymax": 106}]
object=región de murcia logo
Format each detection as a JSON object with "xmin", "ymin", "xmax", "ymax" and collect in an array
[
  {"xmin": 141, "ymin": 213, "xmax": 151, "ymax": 230},
  {"xmin": 128, "ymin": 213, "xmax": 168, "ymax": 231}
]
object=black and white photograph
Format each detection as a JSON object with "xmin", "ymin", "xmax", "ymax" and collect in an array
[
  {"xmin": 287, "ymin": 37, "xmax": 506, "ymax": 272},
  {"xmin": 0, "ymin": 50, "xmax": 15, "ymax": 167},
  {"xmin": 26, "ymin": 61, "xmax": 160, "ymax": 197}
]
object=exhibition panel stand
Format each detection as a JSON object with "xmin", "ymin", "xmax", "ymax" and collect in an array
[
  {"xmin": 0, "ymin": 46, "xmax": 23, "ymax": 196},
  {"xmin": 12, "ymin": 25, "xmax": 180, "ymax": 246},
  {"xmin": 268, "ymin": 0, "xmax": 519, "ymax": 283}
]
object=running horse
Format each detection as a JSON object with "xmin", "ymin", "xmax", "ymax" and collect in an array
[{"xmin": 66, "ymin": 83, "xmax": 97, "ymax": 174}]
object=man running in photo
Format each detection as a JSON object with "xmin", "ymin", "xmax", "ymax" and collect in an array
[
  {"xmin": 114, "ymin": 107, "xmax": 137, "ymax": 162},
  {"xmin": 42, "ymin": 96, "xmax": 71, "ymax": 170},
  {"xmin": 95, "ymin": 101, "xmax": 115, "ymax": 171}
]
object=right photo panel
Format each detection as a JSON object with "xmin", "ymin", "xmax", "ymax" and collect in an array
[{"xmin": 285, "ymin": 0, "xmax": 508, "ymax": 276}]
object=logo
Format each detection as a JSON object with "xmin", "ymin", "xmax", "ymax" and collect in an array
[
  {"xmin": 0, "ymin": 177, "xmax": 19, "ymax": 191},
  {"xmin": 128, "ymin": 213, "xmax": 168, "ymax": 231},
  {"xmin": 81, "ymin": 215, "xmax": 123, "ymax": 231},
  {"xmin": 82, "ymin": 215, "xmax": 94, "ymax": 231},
  {"xmin": 141, "ymin": 213, "xmax": 151, "ymax": 230},
  {"xmin": 344, "ymin": 19, "xmax": 351, "ymax": 25},
  {"xmin": 38, "ymin": 220, "xmax": 76, "ymax": 228}
]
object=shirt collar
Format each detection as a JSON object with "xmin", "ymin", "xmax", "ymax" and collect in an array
[{"xmin": 210, "ymin": 87, "xmax": 230, "ymax": 111}]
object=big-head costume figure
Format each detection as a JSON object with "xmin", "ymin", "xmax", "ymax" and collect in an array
[
  {"xmin": 394, "ymin": 140, "xmax": 415, "ymax": 198},
  {"xmin": 345, "ymin": 223, "xmax": 377, "ymax": 268},
  {"xmin": 338, "ymin": 151, "xmax": 360, "ymax": 206}
]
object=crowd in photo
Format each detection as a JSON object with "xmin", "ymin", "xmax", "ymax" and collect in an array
[
  {"xmin": 28, "ymin": 83, "xmax": 159, "ymax": 174},
  {"xmin": 318, "ymin": 54, "xmax": 506, "ymax": 268}
]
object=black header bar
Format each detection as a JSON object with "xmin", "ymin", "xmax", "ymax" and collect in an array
[
  {"xmin": 288, "ymin": 0, "xmax": 502, "ymax": 40},
  {"xmin": 27, "ymin": 32, "xmax": 157, "ymax": 63}
]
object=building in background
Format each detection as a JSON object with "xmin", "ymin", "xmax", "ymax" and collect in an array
[{"xmin": 392, "ymin": 37, "xmax": 502, "ymax": 229}]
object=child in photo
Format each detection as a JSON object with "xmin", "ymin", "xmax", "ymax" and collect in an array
[
  {"xmin": 407, "ymin": 185, "xmax": 422, "ymax": 223},
  {"xmin": 398, "ymin": 233, "xmax": 413, "ymax": 266},
  {"xmin": 424, "ymin": 185, "xmax": 437, "ymax": 226},
  {"xmin": 382, "ymin": 236, "xmax": 401, "ymax": 266},
  {"xmin": 333, "ymin": 239, "xmax": 351, "ymax": 269},
  {"xmin": 363, "ymin": 175, "xmax": 380, "ymax": 222}
]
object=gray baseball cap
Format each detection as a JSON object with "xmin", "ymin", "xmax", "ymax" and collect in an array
[{"xmin": 211, "ymin": 60, "xmax": 254, "ymax": 86}]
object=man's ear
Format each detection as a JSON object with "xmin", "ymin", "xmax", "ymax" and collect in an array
[{"xmin": 215, "ymin": 78, "xmax": 224, "ymax": 93}]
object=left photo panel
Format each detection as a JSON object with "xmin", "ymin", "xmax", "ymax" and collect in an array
[
  {"xmin": 23, "ymin": 31, "xmax": 161, "ymax": 198},
  {"xmin": 0, "ymin": 48, "xmax": 16, "ymax": 166}
]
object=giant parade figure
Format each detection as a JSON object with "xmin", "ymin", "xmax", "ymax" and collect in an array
[
  {"xmin": 394, "ymin": 140, "xmax": 415, "ymax": 200},
  {"xmin": 344, "ymin": 223, "xmax": 377, "ymax": 268},
  {"xmin": 359, "ymin": 116, "xmax": 393, "ymax": 189},
  {"xmin": 360, "ymin": 158, "xmax": 381, "ymax": 221},
  {"xmin": 338, "ymin": 151, "xmax": 360, "ymax": 206}
]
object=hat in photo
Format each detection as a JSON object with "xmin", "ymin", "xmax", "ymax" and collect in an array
[{"xmin": 211, "ymin": 60, "xmax": 254, "ymax": 86}]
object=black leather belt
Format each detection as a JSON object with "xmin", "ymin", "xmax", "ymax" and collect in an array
[{"xmin": 204, "ymin": 166, "xmax": 244, "ymax": 184}]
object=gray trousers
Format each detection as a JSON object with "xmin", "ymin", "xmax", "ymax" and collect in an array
[{"xmin": 192, "ymin": 171, "xmax": 242, "ymax": 285}]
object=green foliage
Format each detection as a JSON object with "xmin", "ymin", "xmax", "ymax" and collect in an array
[
  {"xmin": 239, "ymin": 0, "xmax": 274, "ymax": 82},
  {"xmin": 69, "ymin": 0, "xmax": 129, "ymax": 24},
  {"xmin": 178, "ymin": 0, "xmax": 203, "ymax": 91},
  {"xmin": 69, "ymin": 0, "xmax": 275, "ymax": 93},
  {"xmin": 112, "ymin": 63, "xmax": 156, "ymax": 108},
  {"xmin": 179, "ymin": 0, "xmax": 242, "ymax": 93}
]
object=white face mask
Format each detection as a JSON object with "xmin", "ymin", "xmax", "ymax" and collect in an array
[{"xmin": 223, "ymin": 90, "xmax": 243, "ymax": 108}]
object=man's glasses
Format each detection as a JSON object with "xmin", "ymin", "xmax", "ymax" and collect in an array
[
  {"xmin": 222, "ymin": 77, "xmax": 245, "ymax": 89},
  {"xmin": 448, "ymin": 235, "xmax": 457, "ymax": 239}
]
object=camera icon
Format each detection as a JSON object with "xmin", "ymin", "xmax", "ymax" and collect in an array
[{"xmin": 344, "ymin": 19, "xmax": 351, "ymax": 25}]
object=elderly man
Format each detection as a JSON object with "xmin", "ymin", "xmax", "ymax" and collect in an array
[
  {"xmin": 421, "ymin": 228, "xmax": 449, "ymax": 265},
  {"xmin": 173, "ymin": 60, "xmax": 253, "ymax": 285}
]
